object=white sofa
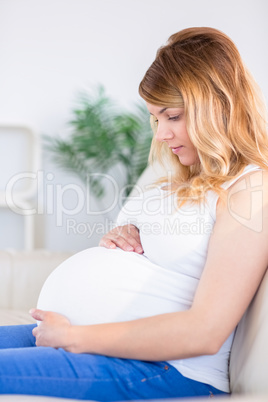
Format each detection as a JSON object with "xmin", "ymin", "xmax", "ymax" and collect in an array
[{"xmin": 0, "ymin": 249, "xmax": 267, "ymax": 402}]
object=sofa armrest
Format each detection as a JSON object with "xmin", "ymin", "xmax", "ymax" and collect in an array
[
  {"xmin": 0, "ymin": 249, "xmax": 73, "ymax": 312},
  {"xmin": 230, "ymin": 269, "xmax": 268, "ymax": 394}
]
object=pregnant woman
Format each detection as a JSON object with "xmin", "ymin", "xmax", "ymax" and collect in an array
[{"xmin": 0, "ymin": 27, "xmax": 267, "ymax": 401}]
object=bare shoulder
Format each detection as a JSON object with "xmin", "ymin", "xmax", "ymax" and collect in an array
[
  {"xmin": 227, "ymin": 169, "xmax": 268, "ymax": 197},
  {"xmin": 217, "ymin": 169, "xmax": 268, "ymax": 230},
  {"xmin": 213, "ymin": 168, "xmax": 268, "ymax": 274},
  {"xmin": 192, "ymin": 170, "xmax": 268, "ymax": 350}
]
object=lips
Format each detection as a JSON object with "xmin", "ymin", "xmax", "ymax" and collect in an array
[{"xmin": 171, "ymin": 146, "xmax": 183, "ymax": 154}]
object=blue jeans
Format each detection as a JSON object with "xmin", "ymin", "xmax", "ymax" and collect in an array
[{"xmin": 0, "ymin": 324, "xmax": 227, "ymax": 400}]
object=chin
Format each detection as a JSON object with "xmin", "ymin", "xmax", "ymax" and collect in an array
[
  {"xmin": 178, "ymin": 158, "xmax": 199, "ymax": 167},
  {"xmin": 178, "ymin": 154, "xmax": 200, "ymax": 167}
]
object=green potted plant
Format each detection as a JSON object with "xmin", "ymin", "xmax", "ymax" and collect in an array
[{"xmin": 45, "ymin": 86, "xmax": 152, "ymax": 199}]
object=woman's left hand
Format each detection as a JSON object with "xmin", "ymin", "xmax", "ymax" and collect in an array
[{"xmin": 30, "ymin": 308, "xmax": 73, "ymax": 350}]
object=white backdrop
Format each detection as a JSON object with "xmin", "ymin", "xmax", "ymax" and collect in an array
[{"xmin": 0, "ymin": 0, "xmax": 267, "ymax": 251}]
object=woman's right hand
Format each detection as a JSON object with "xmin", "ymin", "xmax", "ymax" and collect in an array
[{"xmin": 99, "ymin": 224, "xmax": 144, "ymax": 254}]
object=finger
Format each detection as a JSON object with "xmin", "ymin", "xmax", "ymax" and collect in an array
[
  {"xmin": 122, "ymin": 235, "xmax": 143, "ymax": 253},
  {"xmin": 29, "ymin": 308, "xmax": 46, "ymax": 321},
  {"xmin": 101, "ymin": 234, "xmax": 134, "ymax": 251},
  {"xmin": 99, "ymin": 238, "xmax": 117, "ymax": 249},
  {"xmin": 32, "ymin": 326, "xmax": 38, "ymax": 337},
  {"xmin": 119, "ymin": 227, "xmax": 143, "ymax": 253},
  {"xmin": 134, "ymin": 244, "xmax": 144, "ymax": 254},
  {"xmin": 100, "ymin": 225, "xmax": 143, "ymax": 253}
]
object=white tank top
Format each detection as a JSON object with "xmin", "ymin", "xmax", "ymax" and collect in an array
[{"xmin": 116, "ymin": 164, "xmax": 262, "ymax": 392}]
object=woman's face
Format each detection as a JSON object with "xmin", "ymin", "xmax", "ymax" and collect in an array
[{"xmin": 147, "ymin": 103, "xmax": 199, "ymax": 166}]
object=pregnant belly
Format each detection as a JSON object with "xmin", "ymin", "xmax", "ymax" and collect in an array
[{"xmin": 37, "ymin": 247, "xmax": 197, "ymax": 325}]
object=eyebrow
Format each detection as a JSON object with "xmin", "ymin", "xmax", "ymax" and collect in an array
[
  {"xmin": 149, "ymin": 107, "xmax": 168, "ymax": 116},
  {"xmin": 160, "ymin": 107, "xmax": 168, "ymax": 114}
]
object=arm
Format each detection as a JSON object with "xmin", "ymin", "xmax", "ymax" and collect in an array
[{"xmin": 32, "ymin": 171, "xmax": 268, "ymax": 359}]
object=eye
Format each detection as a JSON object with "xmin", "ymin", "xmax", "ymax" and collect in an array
[{"xmin": 168, "ymin": 115, "xmax": 180, "ymax": 121}]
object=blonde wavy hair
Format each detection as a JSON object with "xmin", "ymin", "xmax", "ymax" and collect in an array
[{"xmin": 139, "ymin": 27, "xmax": 268, "ymax": 205}]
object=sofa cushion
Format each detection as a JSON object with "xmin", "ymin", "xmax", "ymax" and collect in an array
[
  {"xmin": 230, "ymin": 269, "xmax": 268, "ymax": 394},
  {"xmin": 0, "ymin": 251, "xmax": 12, "ymax": 309},
  {"xmin": 0, "ymin": 309, "xmax": 35, "ymax": 326}
]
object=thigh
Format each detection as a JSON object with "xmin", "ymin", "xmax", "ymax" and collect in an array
[
  {"xmin": 0, "ymin": 347, "xmax": 167, "ymax": 400},
  {"xmin": 0, "ymin": 346, "xmax": 227, "ymax": 400},
  {"xmin": 0, "ymin": 324, "xmax": 36, "ymax": 349}
]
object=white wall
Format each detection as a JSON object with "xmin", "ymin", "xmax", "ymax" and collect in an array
[{"xmin": 0, "ymin": 0, "xmax": 267, "ymax": 251}]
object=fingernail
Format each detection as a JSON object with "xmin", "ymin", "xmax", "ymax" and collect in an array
[
  {"xmin": 126, "ymin": 246, "xmax": 134, "ymax": 251},
  {"xmin": 136, "ymin": 246, "xmax": 143, "ymax": 253},
  {"xmin": 29, "ymin": 308, "xmax": 35, "ymax": 315}
]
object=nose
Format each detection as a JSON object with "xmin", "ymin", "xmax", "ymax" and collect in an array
[{"xmin": 155, "ymin": 122, "xmax": 174, "ymax": 143}]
